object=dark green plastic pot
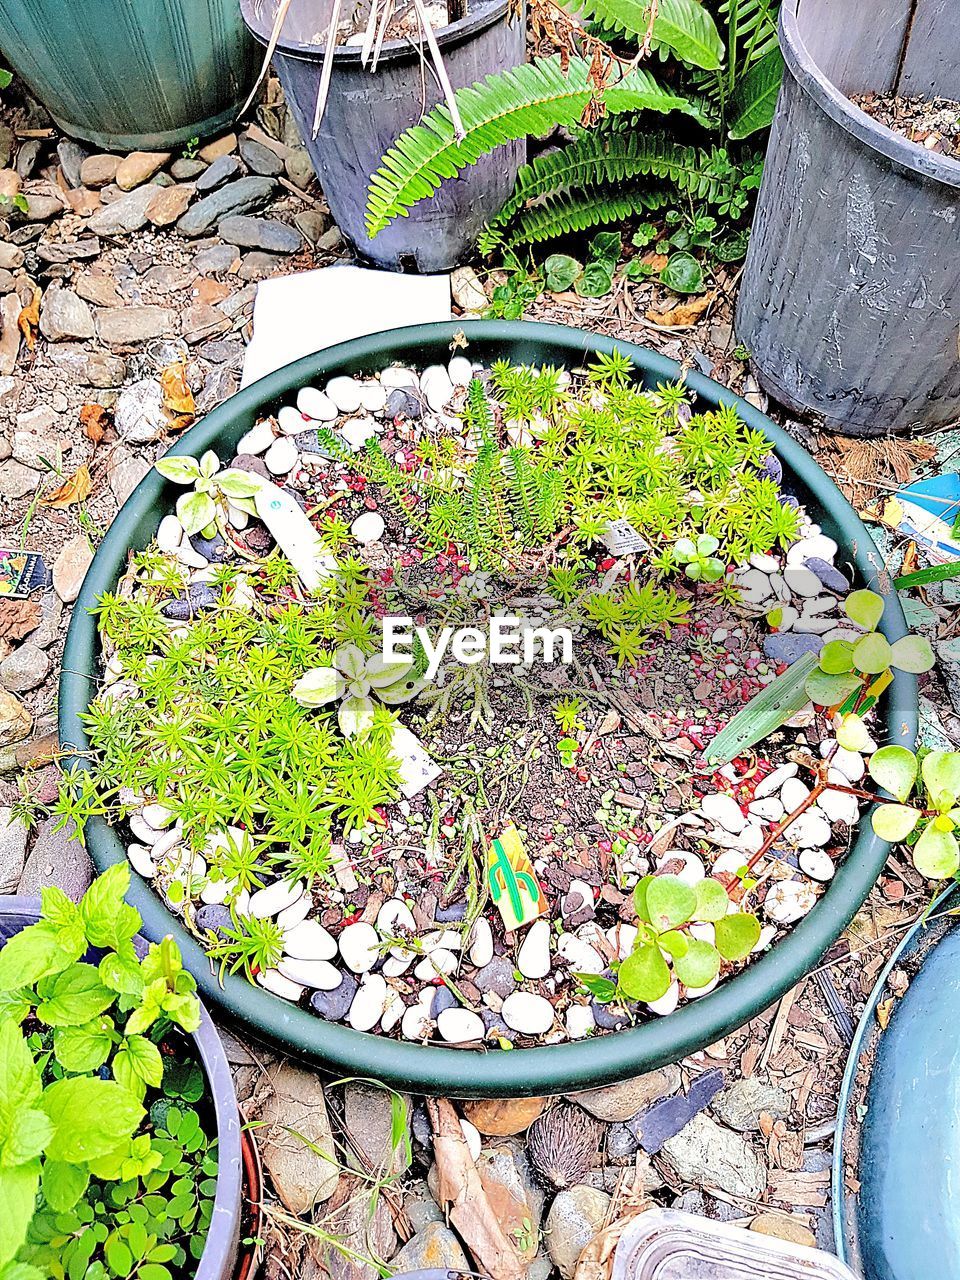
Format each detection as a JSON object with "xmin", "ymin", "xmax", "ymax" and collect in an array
[
  {"xmin": 0, "ymin": 0, "xmax": 258, "ymax": 151},
  {"xmin": 59, "ymin": 320, "xmax": 917, "ymax": 1098}
]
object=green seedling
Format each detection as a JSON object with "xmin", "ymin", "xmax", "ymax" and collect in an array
[
  {"xmin": 673, "ymin": 533, "xmax": 725, "ymax": 582},
  {"xmin": 869, "ymin": 748, "xmax": 960, "ymax": 878},
  {"xmin": 154, "ymin": 451, "xmax": 264, "ymax": 536}
]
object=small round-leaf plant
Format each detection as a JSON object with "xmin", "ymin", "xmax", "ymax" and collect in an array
[
  {"xmin": 0, "ymin": 863, "xmax": 218, "ymax": 1280},
  {"xmin": 673, "ymin": 534, "xmax": 726, "ymax": 584},
  {"xmin": 578, "ymin": 874, "xmax": 761, "ymax": 1005},
  {"xmin": 869, "ymin": 749, "xmax": 960, "ymax": 879},
  {"xmin": 154, "ymin": 451, "xmax": 264, "ymax": 537}
]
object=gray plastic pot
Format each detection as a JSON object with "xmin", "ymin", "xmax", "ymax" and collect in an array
[
  {"xmin": 736, "ymin": 0, "xmax": 960, "ymax": 436},
  {"xmin": 0, "ymin": 897, "xmax": 244, "ymax": 1280},
  {"xmin": 0, "ymin": 0, "xmax": 258, "ymax": 151},
  {"xmin": 59, "ymin": 319, "xmax": 917, "ymax": 1099},
  {"xmin": 239, "ymin": 0, "xmax": 525, "ymax": 272}
]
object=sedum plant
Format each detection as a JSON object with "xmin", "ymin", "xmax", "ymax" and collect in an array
[
  {"xmin": 673, "ymin": 533, "xmax": 726, "ymax": 583},
  {"xmin": 869, "ymin": 749, "xmax": 960, "ymax": 878},
  {"xmin": 0, "ymin": 864, "xmax": 217, "ymax": 1280}
]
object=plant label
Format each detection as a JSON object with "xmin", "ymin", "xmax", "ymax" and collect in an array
[
  {"xmin": 253, "ymin": 482, "xmax": 337, "ymax": 593},
  {"xmin": 391, "ymin": 723, "xmax": 443, "ymax": 799},
  {"xmin": 0, "ymin": 549, "xmax": 47, "ymax": 597},
  {"xmin": 601, "ymin": 518, "xmax": 649, "ymax": 555},
  {"xmin": 487, "ymin": 824, "xmax": 548, "ymax": 931}
]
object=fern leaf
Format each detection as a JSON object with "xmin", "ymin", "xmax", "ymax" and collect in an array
[
  {"xmin": 365, "ymin": 56, "xmax": 709, "ymax": 236},
  {"xmin": 485, "ymin": 130, "xmax": 739, "ymax": 235},
  {"xmin": 568, "ymin": 0, "xmax": 725, "ymax": 69},
  {"xmin": 727, "ymin": 46, "xmax": 784, "ymax": 138},
  {"xmin": 484, "ymin": 185, "xmax": 671, "ymax": 252}
]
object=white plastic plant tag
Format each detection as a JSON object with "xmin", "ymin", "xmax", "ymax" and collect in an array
[
  {"xmin": 602, "ymin": 518, "xmax": 649, "ymax": 555},
  {"xmin": 391, "ymin": 723, "xmax": 443, "ymax": 799},
  {"xmin": 253, "ymin": 481, "xmax": 336, "ymax": 593}
]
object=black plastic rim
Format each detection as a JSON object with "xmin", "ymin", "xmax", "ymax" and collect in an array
[{"xmin": 59, "ymin": 319, "xmax": 917, "ymax": 1098}]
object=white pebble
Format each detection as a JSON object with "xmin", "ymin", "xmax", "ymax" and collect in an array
[
  {"xmin": 468, "ymin": 918, "xmax": 494, "ymax": 968},
  {"xmin": 349, "ymin": 975, "xmax": 388, "ymax": 1031},
  {"xmin": 437, "ymin": 1008, "xmax": 485, "ymax": 1044},
  {"xmin": 780, "ymin": 777, "xmax": 811, "ymax": 811},
  {"xmin": 765, "ymin": 879, "xmax": 818, "ymax": 924},
  {"xmin": 517, "ymin": 919, "xmax": 551, "ymax": 979},
  {"xmin": 684, "ymin": 974, "xmax": 720, "ymax": 999},
  {"xmin": 350, "ymin": 511, "xmax": 385, "ymax": 545},
  {"xmin": 248, "ymin": 879, "xmax": 304, "ymax": 919},
  {"xmin": 339, "ymin": 415, "xmax": 379, "ymax": 451},
  {"xmin": 818, "ymin": 786, "xmax": 860, "ymax": 825},
  {"xmin": 755, "ymin": 762, "xmax": 799, "ymax": 798},
  {"xmin": 749, "ymin": 795, "xmax": 784, "ymax": 822},
  {"xmin": 381, "ymin": 989, "xmax": 405, "ymax": 1033},
  {"xmin": 823, "ymin": 741, "xmax": 865, "ymax": 782},
  {"xmin": 786, "ymin": 534, "xmax": 838, "ymax": 565},
  {"xmin": 278, "ymin": 405, "xmax": 308, "ymax": 435},
  {"xmin": 278, "ymin": 957, "xmax": 342, "ymax": 989},
  {"xmin": 358, "ymin": 380, "xmax": 387, "ymax": 412},
  {"xmin": 557, "ymin": 934, "xmax": 605, "ymax": 974},
  {"xmin": 338, "ymin": 921, "xmax": 381, "ymax": 973},
  {"xmin": 264, "ymin": 436, "xmax": 298, "ymax": 475},
  {"xmin": 297, "ymin": 386, "xmax": 338, "ymax": 421},
  {"xmin": 200, "ymin": 877, "xmax": 230, "ymax": 905},
  {"xmin": 749, "ymin": 553, "xmax": 779, "ymax": 572},
  {"xmin": 701, "ymin": 792, "xmax": 746, "ymax": 834},
  {"xmin": 784, "ymin": 809, "xmax": 832, "ymax": 849},
  {"xmin": 326, "ymin": 375, "xmax": 364, "ymax": 413},
  {"xmin": 784, "ymin": 565, "xmax": 821, "ymax": 597},
  {"xmin": 415, "ymin": 948, "xmax": 457, "ymax": 979},
  {"xmin": 656, "ymin": 851, "xmax": 706, "ymax": 884},
  {"xmin": 276, "ymin": 895, "xmax": 312, "ymax": 931},
  {"xmin": 401, "ymin": 995, "xmax": 434, "ymax": 1040},
  {"xmin": 284, "ymin": 918, "xmax": 337, "ymax": 961},
  {"xmin": 157, "ymin": 515, "xmax": 184, "ymax": 552},
  {"xmin": 447, "ymin": 356, "xmax": 474, "ymax": 386},
  {"xmin": 237, "ymin": 420, "xmax": 275, "ymax": 455},
  {"xmin": 257, "ymin": 969, "xmax": 305, "ymax": 1001},
  {"xmin": 460, "ymin": 1118, "xmax": 482, "ymax": 1160},
  {"xmin": 227, "ymin": 502, "xmax": 249, "ymax": 530},
  {"xmin": 421, "ymin": 364, "xmax": 454, "ymax": 412},
  {"xmin": 129, "ymin": 813, "xmax": 161, "ymax": 845},
  {"xmin": 799, "ymin": 848, "xmax": 836, "ymax": 882},
  {"xmin": 379, "ymin": 366, "xmax": 418, "ymax": 391},
  {"xmin": 565, "ymin": 1005, "xmax": 596, "ymax": 1038},
  {"xmin": 647, "ymin": 981, "xmax": 680, "ymax": 1016},
  {"xmin": 501, "ymin": 991, "xmax": 555, "ymax": 1035},
  {"xmin": 126, "ymin": 843, "xmax": 156, "ymax": 878}
]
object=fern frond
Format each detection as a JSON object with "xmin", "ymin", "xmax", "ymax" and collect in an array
[
  {"xmin": 486, "ymin": 131, "xmax": 739, "ymax": 235},
  {"xmin": 567, "ymin": 0, "xmax": 725, "ymax": 69},
  {"xmin": 365, "ymin": 55, "xmax": 709, "ymax": 236},
  {"xmin": 482, "ymin": 185, "xmax": 671, "ymax": 252}
]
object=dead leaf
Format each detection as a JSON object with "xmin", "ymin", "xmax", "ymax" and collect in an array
[
  {"xmin": 876, "ymin": 997, "xmax": 894, "ymax": 1030},
  {"xmin": 450, "ymin": 328, "xmax": 468, "ymax": 351},
  {"xmin": 645, "ymin": 290, "xmax": 716, "ymax": 328},
  {"xmin": 428, "ymin": 1098, "xmax": 525, "ymax": 1280},
  {"xmin": 0, "ymin": 598, "xmax": 41, "ymax": 641},
  {"xmin": 18, "ymin": 287, "xmax": 41, "ymax": 349},
  {"xmin": 159, "ymin": 360, "xmax": 195, "ymax": 431},
  {"xmin": 40, "ymin": 463, "xmax": 93, "ymax": 509},
  {"xmin": 80, "ymin": 403, "xmax": 111, "ymax": 445},
  {"xmin": 641, "ymin": 251, "xmax": 669, "ymax": 270}
]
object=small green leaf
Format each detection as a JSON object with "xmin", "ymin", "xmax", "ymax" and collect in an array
[
  {"xmin": 889, "ymin": 635, "xmax": 935, "ymax": 673},
  {"xmin": 617, "ymin": 943, "xmax": 671, "ymax": 1003},
  {"xmin": 819, "ymin": 640, "xmax": 855, "ymax": 674},
  {"xmin": 588, "ymin": 231, "xmax": 622, "ymax": 265},
  {"xmin": 837, "ymin": 713, "xmax": 872, "ymax": 752},
  {"xmin": 36, "ymin": 964, "xmax": 114, "ymax": 1028},
  {"xmin": 805, "ymin": 669, "xmax": 860, "ymax": 707},
  {"xmin": 913, "ymin": 823, "xmax": 960, "ymax": 879},
  {"xmin": 543, "ymin": 254, "xmax": 582, "ymax": 292},
  {"xmin": 291, "ymin": 666, "xmax": 342, "ymax": 706},
  {"xmin": 659, "ymin": 251, "xmax": 703, "ymax": 294},
  {"xmin": 705, "ymin": 651, "xmax": 817, "ymax": 765},
  {"xmin": 574, "ymin": 260, "xmax": 614, "ymax": 298},
  {"xmin": 198, "ymin": 450, "xmax": 220, "ymax": 479},
  {"xmin": 216, "ymin": 468, "xmax": 264, "ymax": 499},
  {"xmin": 645, "ymin": 875, "xmax": 696, "ymax": 931},
  {"xmin": 154, "ymin": 456, "xmax": 200, "ymax": 485},
  {"xmin": 714, "ymin": 913, "xmax": 761, "ymax": 961},
  {"xmin": 41, "ymin": 1077, "xmax": 144, "ymax": 1164},
  {"xmin": 693, "ymin": 878, "xmax": 730, "ymax": 922},
  {"xmin": 337, "ymin": 694, "xmax": 375, "ymax": 738},
  {"xmin": 868, "ymin": 746, "xmax": 918, "ymax": 802},
  {"xmin": 633, "ymin": 876, "xmax": 652, "ymax": 923},
  {"xmin": 53, "ymin": 1018, "xmax": 114, "ymax": 1073},
  {"xmin": 871, "ymin": 804, "xmax": 922, "ymax": 842},
  {"xmin": 40, "ymin": 1161, "xmax": 89, "ymax": 1212},
  {"xmin": 658, "ymin": 929, "xmax": 689, "ymax": 959},
  {"xmin": 0, "ymin": 1162, "xmax": 39, "ymax": 1268},
  {"xmin": 852, "ymin": 632, "xmax": 893, "ymax": 675},
  {"xmin": 176, "ymin": 490, "xmax": 216, "ymax": 536},
  {"xmin": 673, "ymin": 938, "xmax": 720, "ymax": 989},
  {"xmin": 922, "ymin": 752, "xmax": 960, "ymax": 806},
  {"xmin": 576, "ymin": 973, "xmax": 618, "ymax": 1003},
  {"xmin": 844, "ymin": 588, "xmax": 884, "ymax": 631},
  {"xmin": 727, "ymin": 46, "xmax": 784, "ymax": 139}
]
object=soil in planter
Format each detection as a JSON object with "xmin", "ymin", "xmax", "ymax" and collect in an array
[
  {"xmin": 68, "ymin": 355, "xmax": 879, "ymax": 1051},
  {"xmin": 850, "ymin": 92, "xmax": 960, "ymax": 159}
]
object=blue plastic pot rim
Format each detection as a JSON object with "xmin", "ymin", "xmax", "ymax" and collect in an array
[
  {"xmin": 59, "ymin": 319, "xmax": 918, "ymax": 1098},
  {"xmin": 781, "ymin": 0, "xmax": 960, "ymax": 189}
]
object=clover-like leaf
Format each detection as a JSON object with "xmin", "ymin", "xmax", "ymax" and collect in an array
[
  {"xmin": 836, "ymin": 713, "xmax": 872, "ymax": 753},
  {"xmin": 694, "ymin": 877, "xmax": 730, "ymax": 922},
  {"xmin": 852, "ymin": 632, "xmax": 894, "ymax": 675},
  {"xmin": 658, "ymin": 929, "xmax": 689, "ymax": 959},
  {"xmin": 176, "ymin": 489, "xmax": 217, "ymax": 536},
  {"xmin": 871, "ymin": 803, "xmax": 922, "ymax": 842},
  {"xmin": 291, "ymin": 666, "xmax": 342, "ymax": 707},
  {"xmin": 674, "ymin": 538, "xmax": 696, "ymax": 562},
  {"xmin": 912, "ymin": 823, "xmax": 960, "ymax": 879},
  {"xmin": 338, "ymin": 695, "xmax": 375, "ymax": 738},
  {"xmin": 645, "ymin": 875, "xmax": 696, "ymax": 932},
  {"xmin": 618, "ymin": 943, "xmax": 671, "ymax": 1003},
  {"xmin": 714, "ymin": 912, "xmax": 761, "ymax": 961},
  {"xmin": 154, "ymin": 455, "xmax": 201, "ymax": 485},
  {"xmin": 819, "ymin": 639, "xmax": 855, "ymax": 675},
  {"xmin": 844, "ymin": 588, "xmax": 884, "ymax": 631},
  {"xmin": 696, "ymin": 534, "xmax": 720, "ymax": 557},
  {"xmin": 673, "ymin": 938, "xmax": 720, "ymax": 989},
  {"xmin": 868, "ymin": 746, "xmax": 918, "ymax": 803},
  {"xmin": 889, "ymin": 635, "xmax": 935, "ymax": 674},
  {"xmin": 633, "ymin": 876, "xmax": 653, "ymax": 924}
]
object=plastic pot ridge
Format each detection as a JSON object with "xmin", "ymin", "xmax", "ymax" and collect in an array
[{"xmin": 59, "ymin": 320, "xmax": 917, "ymax": 1098}]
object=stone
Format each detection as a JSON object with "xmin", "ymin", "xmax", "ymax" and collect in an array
[
  {"xmin": 338, "ymin": 920, "xmax": 380, "ymax": 972},
  {"xmin": 115, "ymin": 151, "xmax": 169, "ymax": 190},
  {"xmin": 0, "ymin": 460, "xmax": 39, "ymax": 499},
  {"xmin": 97, "ymin": 305, "xmax": 177, "ymax": 345},
  {"xmin": 264, "ymin": 435, "xmax": 297, "ymax": 474},
  {"xmin": 198, "ymin": 133, "xmax": 237, "ymax": 163},
  {"xmin": 19, "ymin": 818, "xmax": 92, "ymax": 900},
  {"xmin": 0, "ymin": 168, "xmax": 19, "ymax": 202},
  {"xmin": 176, "ymin": 177, "xmax": 277, "ymax": 236},
  {"xmin": 349, "ymin": 974, "xmax": 388, "ymax": 1031},
  {"xmin": 344, "ymin": 1082, "xmax": 411, "ymax": 1176},
  {"xmin": 87, "ymin": 183, "xmax": 158, "ymax": 235},
  {"xmin": 501, "ymin": 991, "xmax": 555, "ymax": 1036},
  {"xmin": 701, "ymin": 792, "xmax": 746, "ymax": 834},
  {"xmin": 437, "ymin": 1007, "xmax": 485, "ymax": 1043},
  {"xmin": 23, "ymin": 194, "xmax": 64, "ymax": 220},
  {"xmin": 0, "ymin": 642, "xmax": 49, "ymax": 693},
  {"xmin": 0, "ymin": 806, "xmax": 28, "ymax": 891},
  {"xmin": 0, "ymin": 690, "xmax": 31, "ymax": 747},
  {"xmin": 390, "ymin": 1222, "xmax": 469, "ymax": 1274},
  {"xmin": 573, "ymin": 1066, "xmax": 682, "ymax": 1122},
  {"xmin": 517, "ymin": 918, "xmax": 551, "ymax": 978},
  {"xmin": 763, "ymin": 632, "xmax": 823, "ymax": 665},
  {"xmin": 218, "ymin": 214, "xmax": 301, "ymax": 253},
  {"xmin": 476, "ymin": 1141, "xmax": 545, "ymax": 1260},
  {"xmin": 171, "ymin": 157, "xmax": 207, "ymax": 181},
  {"xmin": 630, "ymin": 1069, "xmax": 725, "ymax": 1154},
  {"xmin": 182, "ymin": 302, "xmax": 229, "ymax": 344},
  {"xmin": 52, "ymin": 534, "xmax": 93, "ymax": 602},
  {"xmin": 310, "ymin": 972, "xmax": 358, "ymax": 1021},
  {"xmin": 308, "ymin": 1180, "xmax": 398, "ymax": 1280},
  {"xmin": 0, "ymin": 242, "xmax": 24, "ymax": 270},
  {"xmin": 474, "ymin": 955, "xmax": 517, "ymax": 998},
  {"xmin": 317, "ymin": 226, "xmax": 344, "ymax": 252},
  {"xmin": 86, "ymin": 351, "xmax": 127, "ymax": 387},
  {"xmin": 258, "ymin": 1063, "xmax": 340, "ymax": 1213},
  {"xmin": 146, "ymin": 183, "xmax": 193, "ymax": 226},
  {"xmin": 238, "ymin": 251, "xmax": 281, "ymax": 281},
  {"xmin": 39, "ymin": 286, "xmax": 94, "ymax": 341},
  {"xmin": 294, "ymin": 208, "xmax": 329, "ymax": 243},
  {"xmin": 804, "ymin": 556, "xmax": 848, "ymax": 592},
  {"xmin": 115, "ymin": 377, "xmax": 168, "ymax": 442},
  {"xmin": 57, "ymin": 138, "xmax": 88, "ymax": 188},
  {"xmin": 195, "ymin": 154, "xmax": 241, "ymax": 192},
  {"xmin": 462, "ymin": 1096, "xmax": 546, "ymax": 1136},
  {"xmin": 714, "ymin": 1078, "xmax": 791, "ymax": 1132},
  {"xmin": 662, "ymin": 1113, "xmax": 767, "ymax": 1199},
  {"xmin": 284, "ymin": 918, "xmax": 337, "ymax": 960},
  {"xmin": 350, "ymin": 511, "xmax": 384, "ymax": 545},
  {"xmin": 240, "ymin": 135, "xmax": 285, "ymax": 176},
  {"xmin": 545, "ymin": 1186, "xmax": 610, "ymax": 1279},
  {"xmin": 75, "ymin": 271, "xmax": 124, "ymax": 308},
  {"xmin": 194, "ymin": 243, "xmax": 240, "ymax": 274},
  {"xmin": 0, "ymin": 293, "xmax": 21, "ymax": 376},
  {"xmin": 451, "ymin": 265, "xmax": 488, "ymax": 314},
  {"xmin": 326, "ymin": 374, "xmax": 364, "ymax": 412},
  {"xmin": 421, "ymin": 364, "xmax": 454, "ymax": 411},
  {"xmin": 750, "ymin": 1213, "xmax": 817, "ymax": 1249}
]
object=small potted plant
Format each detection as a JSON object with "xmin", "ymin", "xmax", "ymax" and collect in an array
[{"xmin": 0, "ymin": 864, "xmax": 246, "ymax": 1280}]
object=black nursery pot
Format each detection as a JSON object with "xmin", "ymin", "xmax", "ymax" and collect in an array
[
  {"xmin": 240, "ymin": 0, "xmax": 526, "ymax": 272},
  {"xmin": 59, "ymin": 320, "xmax": 917, "ymax": 1099},
  {"xmin": 736, "ymin": 0, "xmax": 960, "ymax": 436},
  {"xmin": 0, "ymin": 898, "xmax": 245, "ymax": 1280}
]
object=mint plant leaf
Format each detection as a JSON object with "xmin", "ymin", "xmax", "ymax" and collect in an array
[
  {"xmin": 41, "ymin": 1077, "xmax": 144, "ymax": 1164},
  {"xmin": 0, "ymin": 1161, "xmax": 40, "ymax": 1267},
  {"xmin": 36, "ymin": 965, "xmax": 114, "ymax": 1028}
]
